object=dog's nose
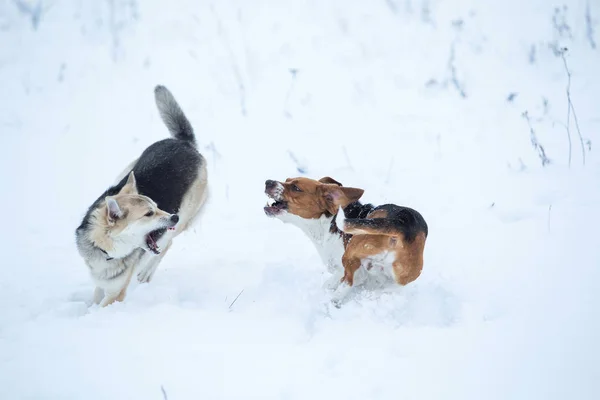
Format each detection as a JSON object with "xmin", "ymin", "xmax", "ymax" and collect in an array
[
  {"xmin": 265, "ymin": 179, "xmax": 276, "ymax": 189},
  {"xmin": 170, "ymin": 214, "xmax": 179, "ymax": 224}
]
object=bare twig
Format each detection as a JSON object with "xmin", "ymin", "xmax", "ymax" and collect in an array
[
  {"xmin": 342, "ymin": 146, "xmax": 354, "ymax": 171},
  {"xmin": 229, "ymin": 289, "xmax": 244, "ymax": 309},
  {"xmin": 560, "ymin": 49, "xmax": 586, "ymax": 166},
  {"xmin": 161, "ymin": 385, "xmax": 168, "ymax": 400},
  {"xmin": 565, "ymin": 85, "xmax": 573, "ymax": 167},
  {"xmin": 547, "ymin": 205, "xmax": 552, "ymax": 233},
  {"xmin": 385, "ymin": 157, "xmax": 394, "ymax": 184},
  {"xmin": 421, "ymin": 1, "xmax": 433, "ymax": 26},
  {"xmin": 287, "ymin": 150, "xmax": 307, "ymax": 174},
  {"xmin": 522, "ymin": 111, "xmax": 550, "ymax": 166},
  {"xmin": 283, "ymin": 69, "xmax": 298, "ymax": 118},
  {"xmin": 542, "ymin": 97, "xmax": 549, "ymax": 115},
  {"xmin": 552, "ymin": 6, "xmax": 573, "ymax": 39},
  {"xmin": 528, "ymin": 44, "xmax": 537, "ymax": 64},
  {"xmin": 213, "ymin": 9, "xmax": 247, "ymax": 116},
  {"xmin": 448, "ymin": 43, "xmax": 467, "ymax": 98},
  {"xmin": 13, "ymin": 0, "xmax": 44, "ymax": 30},
  {"xmin": 230, "ymin": 62, "xmax": 247, "ymax": 117},
  {"xmin": 585, "ymin": 2, "xmax": 597, "ymax": 49},
  {"xmin": 107, "ymin": 0, "xmax": 119, "ymax": 62},
  {"xmin": 384, "ymin": 0, "xmax": 398, "ymax": 15}
]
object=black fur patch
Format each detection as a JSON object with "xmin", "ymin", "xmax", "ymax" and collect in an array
[
  {"xmin": 329, "ymin": 201, "xmax": 375, "ymax": 246},
  {"xmin": 368, "ymin": 204, "xmax": 429, "ymax": 241}
]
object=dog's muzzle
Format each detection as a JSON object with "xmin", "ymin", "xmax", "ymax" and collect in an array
[{"xmin": 264, "ymin": 180, "xmax": 288, "ymax": 216}]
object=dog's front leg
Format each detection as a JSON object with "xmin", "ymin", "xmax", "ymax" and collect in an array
[
  {"xmin": 323, "ymin": 268, "xmax": 344, "ymax": 291},
  {"xmin": 100, "ymin": 264, "xmax": 136, "ymax": 307},
  {"xmin": 137, "ymin": 240, "xmax": 172, "ymax": 283},
  {"xmin": 331, "ymin": 254, "xmax": 364, "ymax": 307},
  {"xmin": 92, "ymin": 287, "xmax": 104, "ymax": 305}
]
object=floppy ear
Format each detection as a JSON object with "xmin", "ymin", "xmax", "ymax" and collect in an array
[
  {"xmin": 339, "ymin": 187, "xmax": 364, "ymax": 203},
  {"xmin": 319, "ymin": 184, "xmax": 364, "ymax": 215},
  {"xmin": 105, "ymin": 197, "xmax": 123, "ymax": 225},
  {"xmin": 319, "ymin": 177, "xmax": 343, "ymax": 186},
  {"xmin": 118, "ymin": 171, "xmax": 138, "ymax": 195}
]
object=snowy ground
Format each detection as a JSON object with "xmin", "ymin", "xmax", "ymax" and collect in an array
[{"xmin": 1, "ymin": 0, "xmax": 600, "ymax": 399}]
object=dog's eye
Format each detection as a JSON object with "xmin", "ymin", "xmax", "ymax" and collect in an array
[
  {"xmin": 291, "ymin": 184, "xmax": 302, "ymax": 192},
  {"xmin": 145, "ymin": 211, "xmax": 154, "ymax": 217}
]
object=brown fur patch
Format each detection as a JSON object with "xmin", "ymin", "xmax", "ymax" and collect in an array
[
  {"xmin": 318, "ymin": 176, "xmax": 343, "ymax": 186},
  {"xmin": 392, "ymin": 231, "xmax": 426, "ymax": 285},
  {"xmin": 341, "ymin": 231, "xmax": 424, "ymax": 287}
]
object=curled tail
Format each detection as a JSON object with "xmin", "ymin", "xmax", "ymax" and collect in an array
[
  {"xmin": 339, "ymin": 217, "xmax": 403, "ymax": 236},
  {"xmin": 336, "ymin": 207, "xmax": 426, "ymax": 242},
  {"xmin": 154, "ymin": 85, "xmax": 196, "ymax": 146}
]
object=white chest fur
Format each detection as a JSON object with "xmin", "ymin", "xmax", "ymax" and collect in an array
[{"xmin": 278, "ymin": 213, "xmax": 345, "ymax": 273}]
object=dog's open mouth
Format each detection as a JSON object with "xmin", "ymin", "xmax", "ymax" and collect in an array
[
  {"xmin": 145, "ymin": 229, "xmax": 165, "ymax": 254},
  {"xmin": 145, "ymin": 226, "xmax": 176, "ymax": 254},
  {"xmin": 264, "ymin": 196, "xmax": 288, "ymax": 216}
]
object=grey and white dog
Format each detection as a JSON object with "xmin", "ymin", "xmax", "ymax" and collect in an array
[{"xmin": 75, "ymin": 85, "xmax": 208, "ymax": 307}]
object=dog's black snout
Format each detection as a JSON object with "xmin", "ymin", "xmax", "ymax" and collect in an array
[
  {"xmin": 170, "ymin": 214, "xmax": 179, "ymax": 224},
  {"xmin": 265, "ymin": 180, "xmax": 276, "ymax": 189}
]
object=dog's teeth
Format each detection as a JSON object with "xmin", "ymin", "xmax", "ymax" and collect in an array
[{"xmin": 267, "ymin": 198, "xmax": 276, "ymax": 206}]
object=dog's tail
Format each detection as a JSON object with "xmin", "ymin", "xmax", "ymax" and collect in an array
[
  {"xmin": 154, "ymin": 85, "xmax": 196, "ymax": 146},
  {"xmin": 336, "ymin": 207, "xmax": 427, "ymax": 242},
  {"xmin": 338, "ymin": 217, "xmax": 401, "ymax": 236}
]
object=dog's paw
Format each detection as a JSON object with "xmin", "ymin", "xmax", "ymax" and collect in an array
[
  {"xmin": 335, "ymin": 206, "xmax": 346, "ymax": 231},
  {"xmin": 137, "ymin": 269, "xmax": 154, "ymax": 283},
  {"xmin": 331, "ymin": 298, "xmax": 343, "ymax": 309}
]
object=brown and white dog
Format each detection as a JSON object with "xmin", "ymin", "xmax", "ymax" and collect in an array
[{"xmin": 264, "ymin": 176, "xmax": 428, "ymax": 305}]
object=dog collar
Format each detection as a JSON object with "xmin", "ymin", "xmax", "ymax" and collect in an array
[{"xmin": 98, "ymin": 248, "xmax": 114, "ymax": 261}]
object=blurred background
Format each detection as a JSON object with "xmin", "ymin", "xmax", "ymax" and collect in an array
[{"xmin": 1, "ymin": 1, "xmax": 599, "ymax": 399}]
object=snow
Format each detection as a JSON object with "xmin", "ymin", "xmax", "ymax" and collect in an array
[{"xmin": 1, "ymin": 0, "xmax": 600, "ymax": 398}]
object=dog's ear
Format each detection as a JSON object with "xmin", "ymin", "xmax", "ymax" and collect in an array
[
  {"xmin": 319, "ymin": 184, "xmax": 364, "ymax": 215},
  {"xmin": 105, "ymin": 197, "xmax": 123, "ymax": 224},
  {"xmin": 319, "ymin": 177, "xmax": 343, "ymax": 186},
  {"xmin": 119, "ymin": 171, "xmax": 138, "ymax": 195},
  {"xmin": 340, "ymin": 187, "xmax": 364, "ymax": 203}
]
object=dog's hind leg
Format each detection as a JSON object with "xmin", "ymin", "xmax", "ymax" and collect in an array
[{"xmin": 137, "ymin": 241, "xmax": 172, "ymax": 283}]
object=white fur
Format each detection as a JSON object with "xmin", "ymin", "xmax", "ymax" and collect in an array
[
  {"xmin": 362, "ymin": 251, "xmax": 396, "ymax": 282},
  {"xmin": 276, "ymin": 212, "xmax": 345, "ymax": 275},
  {"xmin": 270, "ymin": 182, "xmax": 285, "ymax": 201},
  {"xmin": 335, "ymin": 205, "xmax": 346, "ymax": 232}
]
